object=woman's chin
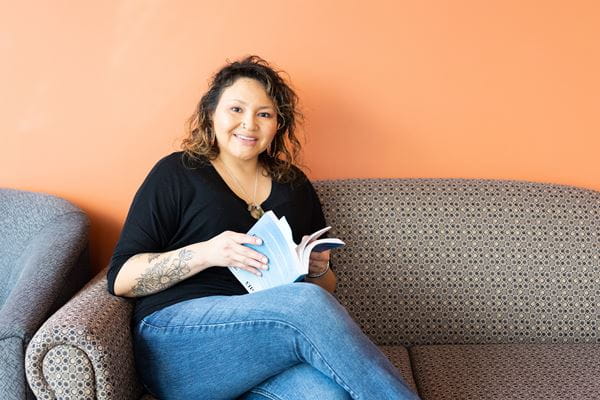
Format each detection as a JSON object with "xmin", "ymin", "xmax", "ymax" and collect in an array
[{"xmin": 227, "ymin": 150, "xmax": 262, "ymax": 162}]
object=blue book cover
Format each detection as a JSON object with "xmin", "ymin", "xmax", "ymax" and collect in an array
[{"xmin": 228, "ymin": 211, "xmax": 344, "ymax": 293}]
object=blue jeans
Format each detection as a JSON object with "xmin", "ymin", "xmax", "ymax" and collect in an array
[{"xmin": 133, "ymin": 282, "xmax": 420, "ymax": 400}]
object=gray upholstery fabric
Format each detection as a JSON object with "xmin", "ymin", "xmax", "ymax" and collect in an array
[
  {"xmin": 410, "ymin": 343, "xmax": 600, "ymax": 399},
  {"xmin": 24, "ymin": 179, "xmax": 600, "ymax": 399},
  {"xmin": 0, "ymin": 189, "xmax": 82, "ymax": 304},
  {"xmin": 314, "ymin": 179, "xmax": 600, "ymax": 346},
  {"xmin": 0, "ymin": 337, "xmax": 26, "ymax": 399},
  {"xmin": 0, "ymin": 188, "xmax": 91, "ymax": 400}
]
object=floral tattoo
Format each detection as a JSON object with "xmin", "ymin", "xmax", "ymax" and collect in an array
[{"xmin": 131, "ymin": 249, "xmax": 194, "ymax": 296}]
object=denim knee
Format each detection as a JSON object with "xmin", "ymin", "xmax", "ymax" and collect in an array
[
  {"xmin": 272, "ymin": 283, "xmax": 349, "ymax": 329},
  {"xmin": 282, "ymin": 283, "xmax": 337, "ymax": 311}
]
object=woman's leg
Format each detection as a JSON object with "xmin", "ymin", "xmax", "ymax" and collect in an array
[
  {"xmin": 238, "ymin": 363, "xmax": 352, "ymax": 400},
  {"xmin": 133, "ymin": 282, "xmax": 419, "ymax": 400}
]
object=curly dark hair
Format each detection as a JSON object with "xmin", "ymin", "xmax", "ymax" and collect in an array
[{"xmin": 181, "ymin": 55, "xmax": 304, "ymax": 182}]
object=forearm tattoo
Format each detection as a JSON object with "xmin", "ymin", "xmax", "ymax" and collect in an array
[{"xmin": 131, "ymin": 249, "xmax": 194, "ymax": 296}]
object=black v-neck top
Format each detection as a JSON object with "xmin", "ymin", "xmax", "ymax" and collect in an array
[{"xmin": 106, "ymin": 152, "xmax": 327, "ymax": 325}]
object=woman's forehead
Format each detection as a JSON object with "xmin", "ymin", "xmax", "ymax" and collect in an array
[{"xmin": 220, "ymin": 78, "xmax": 275, "ymax": 107}]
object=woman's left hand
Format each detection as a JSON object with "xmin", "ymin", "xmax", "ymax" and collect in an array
[{"xmin": 308, "ymin": 249, "xmax": 330, "ymax": 276}]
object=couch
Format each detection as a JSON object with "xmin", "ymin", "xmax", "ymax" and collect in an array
[
  {"xmin": 0, "ymin": 188, "xmax": 91, "ymax": 400},
  {"xmin": 25, "ymin": 178, "xmax": 600, "ymax": 399}
]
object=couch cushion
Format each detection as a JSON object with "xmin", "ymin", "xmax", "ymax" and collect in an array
[
  {"xmin": 410, "ymin": 343, "xmax": 600, "ymax": 399},
  {"xmin": 314, "ymin": 179, "xmax": 600, "ymax": 347},
  {"xmin": 379, "ymin": 345, "xmax": 418, "ymax": 393}
]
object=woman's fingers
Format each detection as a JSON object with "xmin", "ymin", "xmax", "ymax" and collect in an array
[
  {"xmin": 230, "ymin": 262, "xmax": 264, "ymax": 276},
  {"xmin": 309, "ymin": 250, "xmax": 330, "ymax": 262},
  {"xmin": 224, "ymin": 232, "xmax": 268, "ymax": 271},
  {"xmin": 231, "ymin": 251, "xmax": 268, "ymax": 271},
  {"xmin": 308, "ymin": 250, "xmax": 330, "ymax": 275},
  {"xmin": 232, "ymin": 232, "xmax": 263, "ymax": 246},
  {"xmin": 208, "ymin": 231, "xmax": 268, "ymax": 275}
]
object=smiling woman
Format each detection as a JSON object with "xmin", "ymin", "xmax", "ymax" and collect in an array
[
  {"xmin": 105, "ymin": 55, "xmax": 420, "ymax": 400},
  {"xmin": 182, "ymin": 55, "xmax": 303, "ymax": 184}
]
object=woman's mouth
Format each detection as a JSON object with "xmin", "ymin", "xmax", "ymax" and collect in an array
[{"xmin": 234, "ymin": 134, "xmax": 258, "ymax": 144}]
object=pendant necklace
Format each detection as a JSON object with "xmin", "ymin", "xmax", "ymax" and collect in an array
[{"xmin": 219, "ymin": 160, "xmax": 265, "ymax": 220}]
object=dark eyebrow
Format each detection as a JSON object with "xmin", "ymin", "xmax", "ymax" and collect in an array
[{"xmin": 230, "ymin": 98, "xmax": 274, "ymax": 110}]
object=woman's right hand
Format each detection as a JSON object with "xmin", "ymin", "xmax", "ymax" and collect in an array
[{"xmin": 201, "ymin": 231, "xmax": 269, "ymax": 276}]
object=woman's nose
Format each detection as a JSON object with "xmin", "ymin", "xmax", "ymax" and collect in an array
[{"xmin": 241, "ymin": 114, "xmax": 257, "ymax": 130}]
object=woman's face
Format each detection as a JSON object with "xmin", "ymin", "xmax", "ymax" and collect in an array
[{"xmin": 212, "ymin": 77, "xmax": 278, "ymax": 163}]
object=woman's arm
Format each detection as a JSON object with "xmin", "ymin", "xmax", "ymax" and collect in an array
[
  {"xmin": 305, "ymin": 268, "xmax": 337, "ymax": 293},
  {"xmin": 113, "ymin": 243, "xmax": 204, "ymax": 297},
  {"xmin": 113, "ymin": 231, "xmax": 268, "ymax": 297}
]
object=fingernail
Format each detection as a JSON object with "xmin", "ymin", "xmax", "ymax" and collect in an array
[
  {"xmin": 262, "ymin": 257, "xmax": 268, "ymax": 263},
  {"xmin": 256, "ymin": 238, "xmax": 263, "ymax": 245}
]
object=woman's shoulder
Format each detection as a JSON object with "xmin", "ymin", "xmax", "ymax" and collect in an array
[
  {"xmin": 279, "ymin": 164, "xmax": 315, "ymax": 192},
  {"xmin": 151, "ymin": 151, "xmax": 211, "ymax": 174}
]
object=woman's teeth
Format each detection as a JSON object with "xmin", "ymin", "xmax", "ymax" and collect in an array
[{"xmin": 235, "ymin": 134, "xmax": 257, "ymax": 142}]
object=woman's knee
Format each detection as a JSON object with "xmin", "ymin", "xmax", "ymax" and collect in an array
[
  {"xmin": 239, "ymin": 363, "xmax": 352, "ymax": 400},
  {"xmin": 268, "ymin": 283, "xmax": 350, "ymax": 328},
  {"xmin": 278, "ymin": 283, "xmax": 339, "ymax": 314}
]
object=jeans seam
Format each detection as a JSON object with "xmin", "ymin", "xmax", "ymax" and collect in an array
[
  {"xmin": 138, "ymin": 317, "xmax": 359, "ymax": 399},
  {"xmin": 248, "ymin": 387, "xmax": 285, "ymax": 400}
]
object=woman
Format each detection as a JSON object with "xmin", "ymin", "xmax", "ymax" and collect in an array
[{"xmin": 107, "ymin": 55, "xmax": 419, "ymax": 400}]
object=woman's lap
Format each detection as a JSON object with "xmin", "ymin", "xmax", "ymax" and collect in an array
[
  {"xmin": 133, "ymin": 283, "xmax": 343, "ymax": 399},
  {"xmin": 133, "ymin": 282, "xmax": 417, "ymax": 400}
]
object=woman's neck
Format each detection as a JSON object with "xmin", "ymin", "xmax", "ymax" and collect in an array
[{"xmin": 215, "ymin": 154, "xmax": 260, "ymax": 180}]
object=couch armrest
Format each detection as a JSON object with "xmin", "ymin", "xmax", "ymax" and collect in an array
[{"xmin": 25, "ymin": 269, "xmax": 144, "ymax": 400}]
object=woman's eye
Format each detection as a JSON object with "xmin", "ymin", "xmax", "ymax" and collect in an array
[
  {"xmin": 259, "ymin": 112, "xmax": 272, "ymax": 118},
  {"xmin": 231, "ymin": 107, "xmax": 242, "ymax": 112}
]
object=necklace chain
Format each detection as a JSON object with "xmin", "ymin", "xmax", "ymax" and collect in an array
[{"xmin": 219, "ymin": 159, "xmax": 265, "ymax": 219}]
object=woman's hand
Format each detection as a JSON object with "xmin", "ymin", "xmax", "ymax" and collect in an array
[
  {"xmin": 306, "ymin": 246, "xmax": 336, "ymax": 293},
  {"xmin": 202, "ymin": 231, "xmax": 269, "ymax": 276},
  {"xmin": 308, "ymin": 249, "xmax": 331, "ymax": 276}
]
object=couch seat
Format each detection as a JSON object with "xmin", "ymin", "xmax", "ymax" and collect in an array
[
  {"xmin": 410, "ymin": 343, "xmax": 600, "ymax": 400},
  {"xmin": 379, "ymin": 345, "xmax": 419, "ymax": 393}
]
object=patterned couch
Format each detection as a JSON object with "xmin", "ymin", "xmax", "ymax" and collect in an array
[{"xmin": 25, "ymin": 179, "xmax": 600, "ymax": 399}]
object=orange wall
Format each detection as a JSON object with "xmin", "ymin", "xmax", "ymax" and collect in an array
[{"xmin": 2, "ymin": 1, "xmax": 599, "ymax": 274}]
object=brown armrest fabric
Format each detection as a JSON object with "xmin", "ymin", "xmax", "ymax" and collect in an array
[{"xmin": 25, "ymin": 269, "xmax": 144, "ymax": 400}]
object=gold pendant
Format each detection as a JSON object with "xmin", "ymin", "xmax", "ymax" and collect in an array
[{"xmin": 248, "ymin": 204, "xmax": 265, "ymax": 219}]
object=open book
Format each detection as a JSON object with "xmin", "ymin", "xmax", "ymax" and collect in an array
[{"xmin": 228, "ymin": 210, "xmax": 345, "ymax": 293}]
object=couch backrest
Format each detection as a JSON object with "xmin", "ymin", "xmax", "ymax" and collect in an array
[
  {"xmin": 0, "ymin": 189, "xmax": 81, "ymax": 305},
  {"xmin": 314, "ymin": 179, "xmax": 600, "ymax": 347}
]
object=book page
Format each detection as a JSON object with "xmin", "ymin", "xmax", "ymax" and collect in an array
[
  {"xmin": 296, "ymin": 226, "xmax": 331, "ymax": 259},
  {"xmin": 300, "ymin": 238, "xmax": 345, "ymax": 270}
]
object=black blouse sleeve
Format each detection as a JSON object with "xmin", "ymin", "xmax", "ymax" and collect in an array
[
  {"xmin": 106, "ymin": 157, "xmax": 179, "ymax": 295},
  {"xmin": 306, "ymin": 180, "xmax": 328, "ymax": 235}
]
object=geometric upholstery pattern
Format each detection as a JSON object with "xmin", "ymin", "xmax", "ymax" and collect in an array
[
  {"xmin": 25, "ymin": 273, "xmax": 143, "ymax": 400},
  {"xmin": 314, "ymin": 179, "xmax": 600, "ymax": 346},
  {"xmin": 42, "ymin": 345, "xmax": 95, "ymax": 399},
  {"xmin": 410, "ymin": 343, "xmax": 600, "ymax": 399},
  {"xmin": 379, "ymin": 345, "xmax": 418, "ymax": 393},
  {"xmin": 25, "ymin": 179, "xmax": 600, "ymax": 399}
]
